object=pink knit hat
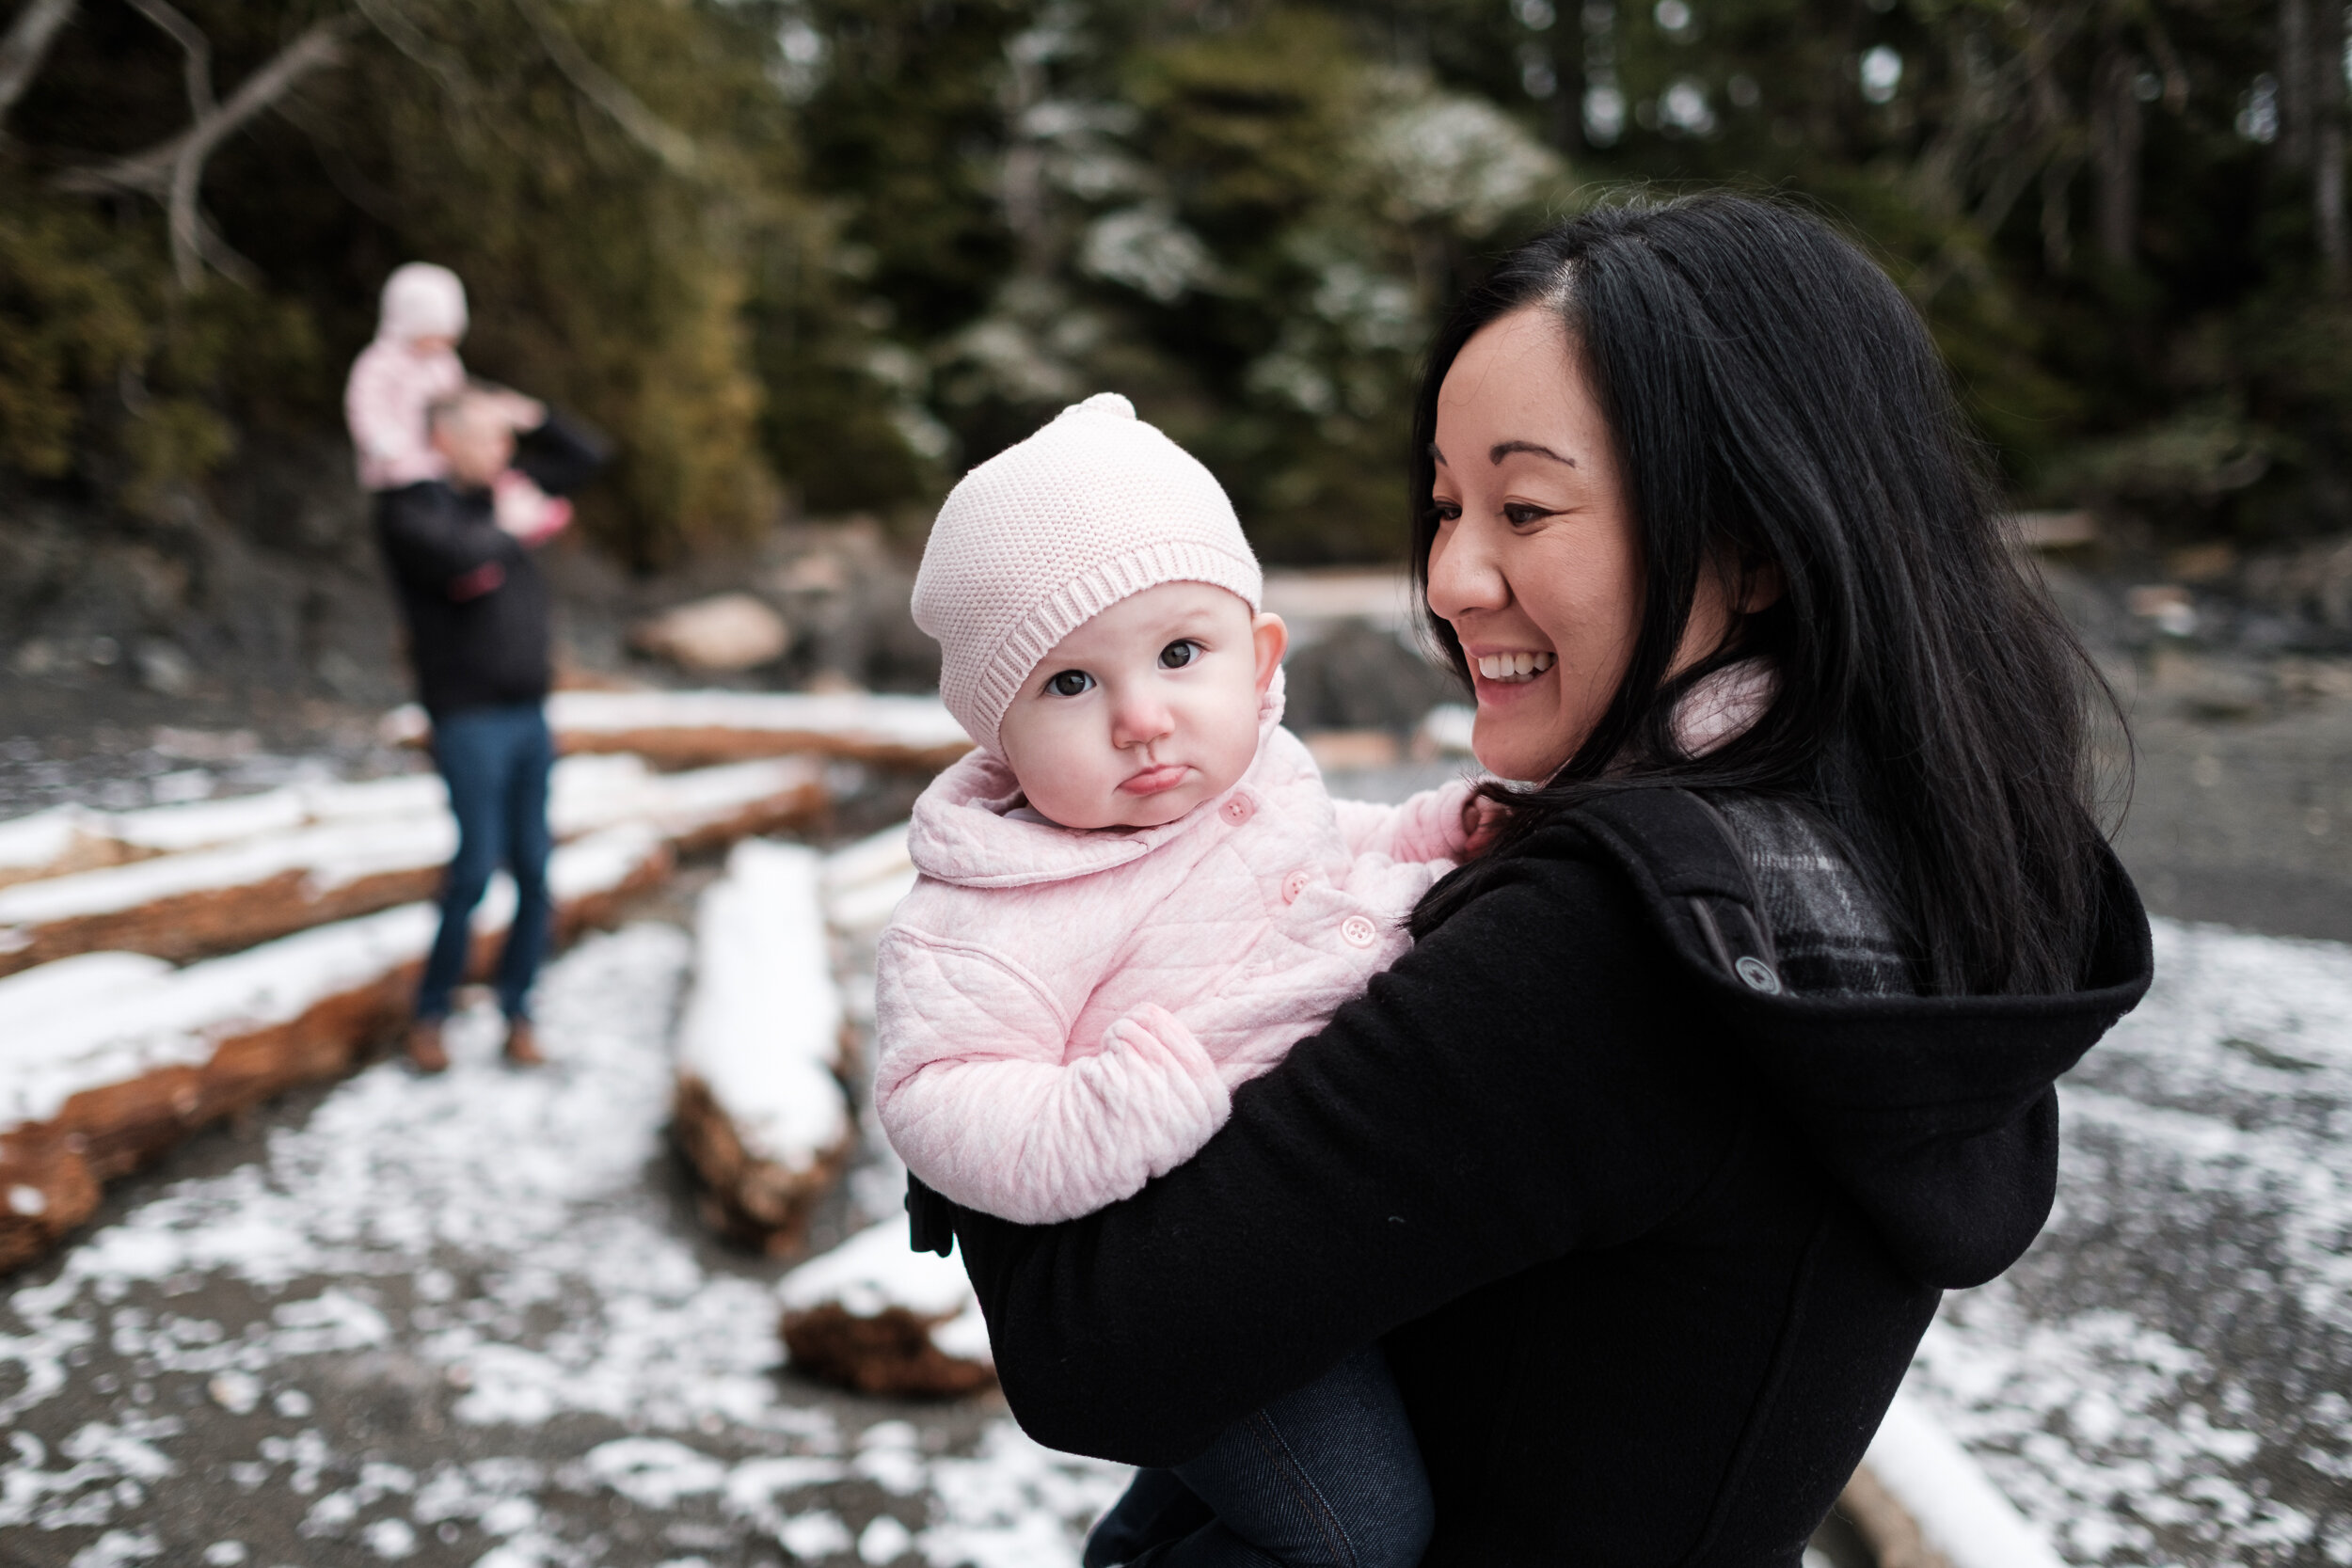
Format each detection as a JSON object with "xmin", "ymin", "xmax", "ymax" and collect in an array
[
  {"xmin": 377, "ymin": 262, "xmax": 468, "ymax": 342},
  {"xmin": 913, "ymin": 392, "xmax": 1263, "ymax": 754}
]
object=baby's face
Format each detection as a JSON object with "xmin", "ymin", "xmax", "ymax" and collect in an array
[{"xmin": 996, "ymin": 581, "xmax": 1288, "ymax": 830}]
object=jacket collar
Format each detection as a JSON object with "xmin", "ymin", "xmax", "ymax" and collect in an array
[{"xmin": 909, "ymin": 670, "xmax": 1293, "ymax": 889}]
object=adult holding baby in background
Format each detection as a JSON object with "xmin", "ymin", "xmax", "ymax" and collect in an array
[
  {"xmin": 345, "ymin": 263, "xmax": 606, "ymax": 1074},
  {"xmin": 924, "ymin": 194, "xmax": 2157, "ymax": 1564}
]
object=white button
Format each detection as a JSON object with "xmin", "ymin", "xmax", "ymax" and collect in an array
[
  {"xmin": 1221, "ymin": 793, "xmax": 1256, "ymax": 825},
  {"xmin": 1281, "ymin": 868, "xmax": 1311, "ymax": 904},
  {"xmin": 1341, "ymin": 915, "xmax": 1377, "ymax": 948}
]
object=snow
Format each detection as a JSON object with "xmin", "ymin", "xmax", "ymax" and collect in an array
[
  {"xmin": 0, "ymin": 816, "xmax": 458, "ymax": 927},
  {"xmin": 675, "ymin": 840, "xmax": 852, "ymax": 1172},
  {"xmin": 1899, "ymin": 915, "xmax": 2352, "ymax": 1565},
  {"xmin": 0, "ymin": 923, "xmax": 1127, "ymax": 1563},
  {"xmin": 0, "ymin": 826, "xmax": 661, "ymax": 1127},
  {"xmin": 0, "ymin": 754, "xmax": 814, "ymax": 918},
  {"xmin": 378, "ymin": 690, "xmax": 971, "ymax": 755},
  {"xmin": 0, "ymin": 806, "xmax": 100, "ymax": 880}
]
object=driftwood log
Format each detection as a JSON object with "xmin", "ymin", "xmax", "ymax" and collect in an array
[
  {"xmin": 0, "ymin": 765, "xmax": 822, "ymax": 979},
  {"xmin": 779, "ymin": 1301, "xmax": 997, "ymax": 1399},
  {"xmin": 0, "ymin": 848, "xmax": 665, "ymax": 1275},
  {"xmin": 668, "ymin": 1036, "xmax": 857, "ymax": 1258}
]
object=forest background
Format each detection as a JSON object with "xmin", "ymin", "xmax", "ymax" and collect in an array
[{"xmin": 2, "ymin": 0, "xmax": 2346, "ymax": 575}]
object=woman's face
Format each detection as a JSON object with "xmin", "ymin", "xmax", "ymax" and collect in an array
[{"xmin": 1427, "ymin": 306, "xmax": 1725, "ymax": 783}]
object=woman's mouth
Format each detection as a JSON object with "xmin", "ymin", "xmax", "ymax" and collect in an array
[
  {"xmin": 1120, "ymin": 764, "xmax": 1191, "ymax": 797},
  {"xmin": 1473, "ymin": 651, "xmax": 1556, "ymax": 684}
]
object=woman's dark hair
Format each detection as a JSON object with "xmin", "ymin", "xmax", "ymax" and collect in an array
[{"xmin": 1409, "ymin": 192, "xmax": 2118, "ymax": 996}]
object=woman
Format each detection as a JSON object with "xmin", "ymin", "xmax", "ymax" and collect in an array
[{"xmin": 940, "ymin": 194, "xmax": 2153, "ymax": 1564}]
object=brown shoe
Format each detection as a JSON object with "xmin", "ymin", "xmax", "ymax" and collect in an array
[
  {"xmin": 502, "ymin": 1019, "xmax": 546, "ymax": 1068},
  {"xmin": 405, "ymin": 1020, "xmax": 451, "ymax": 1074}
]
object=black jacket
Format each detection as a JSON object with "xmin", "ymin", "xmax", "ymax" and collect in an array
[
  {"xmin": 373, "ymin": 415, "xmax": 604, "ymax": 719},
  {"xmin": 940, "ymin": 789, "xmax": 2153, "ymax": 1567}
]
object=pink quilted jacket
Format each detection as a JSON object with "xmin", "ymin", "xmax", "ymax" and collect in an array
[{"xmin": 875, "ymin": 680, "xmax": 1471, "ymax": 1225}]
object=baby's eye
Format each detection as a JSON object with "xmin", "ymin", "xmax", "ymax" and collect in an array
[
  {"xmin": 1044, "ymin": 669, "xmax": 1094, "ymax": 697},
  {"xmin": 1159, "ymin": 640, "xmax": 1201, "ymax": 670}
]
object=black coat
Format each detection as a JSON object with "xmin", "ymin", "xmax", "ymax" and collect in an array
[
  {"xmin": 373, "ymin": 416, "xmax": 605, "ymax": 720},
  {"xmin": 941, "ymin": 790, "xmax": 2153, "ymax": 1566}
]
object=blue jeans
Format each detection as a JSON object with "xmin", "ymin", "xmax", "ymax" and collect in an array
[
  {"xmin": 416, "ymin": 705, "xmax": 554, "ymax": 1022},
  {"xmin": 1083, "ymin": 1347, "xmax": 1433, "ymax": 1568}
]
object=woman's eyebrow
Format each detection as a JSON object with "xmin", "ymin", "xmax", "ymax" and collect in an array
[{"xmin": 1490, "ymin": 439, "xmax": 1576, "ymax": 467}]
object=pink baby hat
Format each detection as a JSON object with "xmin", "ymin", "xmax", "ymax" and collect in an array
[{"xmin": 912, "ymin": 392, "xmax": 1263, "ymax": 754}]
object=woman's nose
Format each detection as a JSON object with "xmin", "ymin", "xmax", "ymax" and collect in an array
[{"xmin": 1427, "ymin": 515, "xmax": 1509, "ymax": 624}]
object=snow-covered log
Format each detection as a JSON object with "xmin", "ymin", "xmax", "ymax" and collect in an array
[
  {"xmin": 820, "ymin": 821, "xmax": 916, "ymax": 938},
  {"xmin": 0, "ymin": 756, "xmax": 824, "ymax": 976},
  {"xmin": 777, "ymin": 1219, "xmax": 994, "ymax": 1397},
  {"xmin": 0, "ymin": 825, "xmax": 670, "ymax": 1273},
  {"xmin": 385, "ymin": 689, "xmax": 972, "ymax": 771},
  {"xmin": 670, "ymin": 840, "xmax": 856, "ymax": 1255}
]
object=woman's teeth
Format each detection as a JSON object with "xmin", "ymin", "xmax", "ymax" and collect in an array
[{"xmin": 1476, "ymin": 651, "xmax": 1556, "ymax": 683}]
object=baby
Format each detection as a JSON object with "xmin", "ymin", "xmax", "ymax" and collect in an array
[
  {"xmin": 876, "ymin": 393, "xmax": 1474, "ymax": 1568},
  {"xmin": 343, "ymin": 262, "xmax": 565, "ymax": 541}
]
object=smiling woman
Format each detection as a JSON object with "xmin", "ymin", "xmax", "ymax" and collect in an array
[{"xmin": 1407, "ymin": 195, "xmax": 2113, "ymax": 998}]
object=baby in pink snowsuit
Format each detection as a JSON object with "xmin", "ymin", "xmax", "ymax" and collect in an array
[{"xmin": 876, "ymin": 392, "xmax": 1461, "ymax": 1568}]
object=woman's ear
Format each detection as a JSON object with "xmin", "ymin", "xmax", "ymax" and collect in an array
[{"xmin": 1252, "ymin": 611, "xmax": 1290, "ymax": 693}]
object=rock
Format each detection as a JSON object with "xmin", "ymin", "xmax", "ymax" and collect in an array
[
  {"xmin": 2243, "ymin": 533, "xmax": 2352, "ymax": 632},
  {"xmin": 135, "ymin": 639, "xmax": 197, "ymax": 696},
  {"xmin": 631, "ymin": 594, "xmax": 790, "ymax": 673}
]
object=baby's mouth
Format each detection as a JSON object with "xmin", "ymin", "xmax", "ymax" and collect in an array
[
  {"xmin": 1120, "ymin": 763, "xmax": 1192, "ymax": 797},
  {"xmin": 1474, "ymin": 651, "xmax": 1556, "ymax": 684}
]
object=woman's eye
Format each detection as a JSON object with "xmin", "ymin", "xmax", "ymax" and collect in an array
[
  {"xmin": 1502, "ymin": 502, "xmax": 1555, "ymax": 527},
  {"xmin": 1430, "ymin": 499, "xmax": 1461, "ymax": 523},
  {"xmin": 1158, "ymin": 641, "xmax": 1200, "ymax": 670},
  {"xmin": 1044, "ymin": 670, "xmax": 1093, "ymax": 697}
]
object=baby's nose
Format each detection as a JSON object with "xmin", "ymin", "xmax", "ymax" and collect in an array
[{"xmin": 1109, "ymin": 691, "xmax": 1175, "ymax": 747}]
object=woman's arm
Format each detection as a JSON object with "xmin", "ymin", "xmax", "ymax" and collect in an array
[{"xmin": 949, "ymin": 844, "xmax": 1743, "ymax": 1466}]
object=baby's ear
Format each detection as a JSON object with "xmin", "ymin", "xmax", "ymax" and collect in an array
[{"xmin": 1251, "ymin": 611, "xmax": 1288, "ymax": 693}]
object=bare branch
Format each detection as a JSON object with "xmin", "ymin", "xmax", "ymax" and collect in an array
[
  {"xmin": 125, "ymin": 0, "xmax": 215, "ymax": 119},
  {"xmin": 56, "ymin": 14, "xmax": 360, "ymax": 289},
  {"xmin": 510, "ymin": 0, "xmax": 697, "ymax": 174},
  {"xmin": 0, "ymin": 0, "xmax": 76, "ymax": 124},
  {"xmin": 349, "ymin": 0, "xmax": 474, "ymax": 115}
]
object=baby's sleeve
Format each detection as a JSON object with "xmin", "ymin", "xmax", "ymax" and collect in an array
[
  {"xmin": 873, "ymin": 927, "xmax": 1232, "ymax": 1226},
  {"xmin": 1332, "ymin": 778, "xmax": 1477, "ymax": 865}
]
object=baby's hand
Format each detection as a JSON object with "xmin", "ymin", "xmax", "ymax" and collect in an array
[
  {"xmin": 1101, "ymin": 1002, "xmax": 1206, "ymax": 1063},
  {"xmin": 1461, "ymin": 788, "xmax": 1506, "ymax": 855}
]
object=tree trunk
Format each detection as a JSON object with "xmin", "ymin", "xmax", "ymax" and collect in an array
[
  {"xmin": 2280, "ymin": 0, "xmax": 2313, "ymax": 169},
  {"xmin": 2091, "ymin": 35, "xmax": 2142, "ymax": 265},
  {"xmin": 2316, "ymin": 0, "xmax": 2348, "ymax": 284}
]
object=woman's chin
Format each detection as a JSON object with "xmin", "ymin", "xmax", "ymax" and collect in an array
[{"xmin": 1471, "ymin": 698, "xmax": 1573, "ymax": 783}]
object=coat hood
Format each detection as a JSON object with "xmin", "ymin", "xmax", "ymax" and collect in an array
[
  {"xmin": 1556, "ymin": 789, "xmax": 2153, "ymax": 1289},
  {"xmin": 908, "ymin": 670, "xmax": 1294, "ymax": 889}
]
